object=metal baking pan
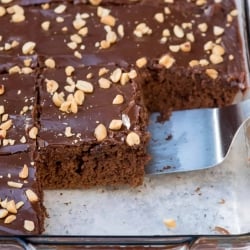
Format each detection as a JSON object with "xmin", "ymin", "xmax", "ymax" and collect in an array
[{"xmin": 1, "ymin": 0, "xmax": 250, "ymax": 248}]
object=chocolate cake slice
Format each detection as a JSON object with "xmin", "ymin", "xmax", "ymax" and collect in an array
[
  {"xmin": 0, "ymin": 151, "xmax": 44, "ymax": 234},
  {"xmin": 35, "ymin": 65, "xmax": 149, "ymax": 188},
  {"xmin": 0, "ymin": 73, "xmax": 38, "ymax": 154},
  {"xmin": 0, "ymin": 72, "xmax": 44, "ymax": 234}
]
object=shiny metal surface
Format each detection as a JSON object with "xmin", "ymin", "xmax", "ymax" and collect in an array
[{"xmin": 146, "ymin": 99, "xmax": 250, "ymax": 174}]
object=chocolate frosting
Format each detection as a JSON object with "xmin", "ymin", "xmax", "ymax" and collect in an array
[
  {"xmin": 0, "ymin": 73, "xmax": 37, "ymax": 154},
  {"xmin": 0, "ymin": 152, "xmax": 43, "ymax": 235},
  {"xmin": 0, "ymin": 0, "xmax": 244, "ymax": 80},
  {"xmin": 38, "ymin": 66, "xmax": 145, "ymax": 146}
]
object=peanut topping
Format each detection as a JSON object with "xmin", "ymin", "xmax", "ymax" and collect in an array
[
  {"xmin": 99, "ymin": 67, "xmax": 109, "ymax": 76},
  {"xmin": 120, "ymin": 73, "xmax": 129, "ymax": 85},
  {"xmin": 0, "ymin": 84, "xmax": 4, "ymax": 95},
  {"xmin": 22, "ymin": 41, "xmax": 36, "ymax": 55},
  {"xmin": 212, "ymin": 45, "xmax": 225, "ymax": 56},
  {"xmin": 230, "ymin": 9, "xmax": 238, "ymax": 17},
  {"xmin": 0, "ymin": 130, "xmax": 6, "ymax": 139},
  {"xmin": 199, "ymin": 59, "xmax": 209, "ymax": 66},
  {"xmin": 127, "ymin": 71, "xmax": 136, "ymax": 81},
  {"xmin": 16, "ymin": 201, "xmax": 24, "ymax": 210},
  {"xmin": 78, "ymin": 27, "xmax": 88, "ymax": 37},
  {"xmin": 100, "ymin": 15, "xmax": 116, "ymax": 27},
  {"xmin": 109, "ymin": 119, "xmax": 123, "ymax": 130},
  {"xmin": 204, "ymin": 41, "xmax": 214, "ymax": 51},
  {"xmin": 74, "ymin": 90, "xmax": 85, "ymax": 105},
  {"xmin": 7, "ymin": 181, "xmax": 23, "ymax": 188},
  {"xmin": 74, "ymin": 51, "xmax": 82, "ymax": 59},
  {"xmin": 162, "ymin": 29, "xmax": 170, "ymax": 37},
  {"xmin": 65, "ymin": 126, "xmax": 74, "ymax": 137},
  {"xmin": 64, "ymin": 85, "xmax": 75, "ymax": 93},
  {"xmin": 198, "ymin": 23, "xmax": 208, "ymax": 33},
  {"xmin": 112, "ymin": 94, "xmax": 124, "ymax": 105},
  {"xmin": 206, "ymin": 69, "xmax": 219, "ymax": 79},
  {"xmin": 70, "ymin": 99, "xmax": 78, "ymax": 114},
  {"xmin": 110, "ymin": 68, "xmax": 122, "ymax": 83},
  {"xmin": 0, "ymin": 6, "xmax": 6, "ymax": 17},
  {"xmin": 20, "ymin": 136, "xmax": 27, "ymax": 144},
  {"xmin": 213, "ymin": 26, "xmax": 224, "ymax": 36},
  {"xmin": 73, "ymin": 19, "xmax": 86, "ymax": 30},
  {"xmin": 52, "ymin": 92, "xmax": 64, "ymax": 107},
  {"xmin": 106, "ymin": 31, "xmax": 117, "ymax": 44},
  {"xmin": 134, "ymin": 23, "xmax": 152, "ymax": 38},
  {"xmin": 154, "ymin": 13, "xmax": 164, "ymax": 23},
  {"xmin": 100, "ymin": 40, "xmax": 110, "ymax": 49},
  {"xmin": 210, "ymin": 54, "xmax": 223, "ymax": 65},
  {"xmin": 70, "ymin": 34, "xmax": 82, "ymax": 44},
  {"xmin": 23, "ymin": 58, "xmax": 32, "ymax": 67},
  {"xmin": 99, "ymin": 78, "xmax": 111, "ymax": 89},
  {"xmin": 24, "ymin": 220, "xmax": 35, "ymax": 232},
  {"xmin": 0, "ymin": 120, "xmax": 12, "ymax": 131},
  {"xmin": 11, "ymin": 13, "xmax": 25, "ymax": 23},
  {"xmin": 89, "ymin": 0, "xmax": 102, "ymax": 6},
  {"xmin": 46, "ymin": 79, "xmax": 59, "ymax": 94},
  {"xmin": 67, "ymin": 42, "xmax": 77, "ymax": 50},
  {"xmin": 25, "ymin": 189, "xmax": 39, "ymax": 203},
  {"xmin": 65, "ymin": 66, "xmax": 75, "ymax": 76},
  {"xmin": 54, "ymin": 4, "xmax": 66, "ymax": 14},
  {"xmin": 0, "ymin": 105, "xmax": 4, "ymax": 115},
  {"xmin": 0, "ymin": 209, "xmax": 8, "ymax": 219},
  {"xmin": 19, "ymin": 164, "xmax": 29, "ymax": 179},
  {"xmin": 45, "ymin": 58, "xmax": 56, "ymax": 68},
  {"xmin": 6, "ymin": 200, "xmax": 17, "ymax": 214},
  {"xmin": 22, "ymin": 67, "xmax": 33, "ymax": 74},
  {"xmin": 169, "ymin": 45, "xmax": 180, "ymax": 53},
  {"xmin": 173, "ymin": 25, "xmax": 184, "ymax": 38},
  {"xmin": 159, "ymin": 54, "xmax": 175, "ymax": 69},
  {"xmin": 41, "ymin": 21, "xmax": 50, "ymax": 31},
  {"xmin": 28, "ymin": 126, "xmax": 38, "ymax": 139},
  {"xmin": 180, "ymin": 42, "xmax": 191, "ymax": 52},
  {"xmin": 76, "ymin": 80, "xmax": 94, "ymax": 93},
  {"xmin": 60, "ymin": 101, "xmax": 71, "ymax": 113},
  {"xmin": 186, "ymin": 32, "xmax": 195, "ymax": 42},
  {"xmin": 1, "ymin": 0, "xmax": 14, "ymax": 3},
  {"xmin": 94, "ymin": 123, "xmax": 107, "ymax": 141},
  {"xmin": 117, "ymin": 24, "xmax": 124, "ymax": 38},
  {"xmin": 4, "ymin": 215, "xmax": 16, "ymax": 224},
  {"xmin": 136, "ymin": 57, "xmax": 147, "ymax": 68},
  {"xmin": 126, "ymin": 132, "xmax": 140, "ymax": 146},
  {"xmin": 163, "ymin": 218, "xmax": 177, "ymax": 229},
  {"xmin": 9, "ymin": 66, "xmax": 21, "ymax": 74}
]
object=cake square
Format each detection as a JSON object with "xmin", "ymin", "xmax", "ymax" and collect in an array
[
  {"xmin": 0, "ymin": 151, "xmax": 44, "ymax": 234},
  {"xmin": 36, "ymin": 65, "xmax": 149, "ymax": 188},
  {"xmin": 0, "ymin": 73, "xmax": 38, "ymax": 154}
]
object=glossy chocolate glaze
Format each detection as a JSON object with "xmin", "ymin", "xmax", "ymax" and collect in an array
[
  {"xmin": 0, "ymin": 0, "xmax": 245, "ymax": 85},
  {"xmin": 38, "ymin": 66, "xmax": 146, "ymax": 146},
  {"xmin": 0, "ymin": 73, "xmax": 37, "ymax": 154},
  {"xmin": 0, "ymin": 152, "xmax": 43, "ymax": 234}
]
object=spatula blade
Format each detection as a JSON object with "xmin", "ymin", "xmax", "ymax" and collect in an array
[{"xmin": 145, "ymin": 109, "xmax": 225, "ymax": 175}]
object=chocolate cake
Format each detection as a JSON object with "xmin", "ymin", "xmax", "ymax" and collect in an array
[
  {"xmin": 0, "ymin": 0, "xmax": 247, "ymax": 234},
  {"xmin": 36, "ymin": 65, "xmax": 149, "ymax": 188},
  {"xmin": 0, "ymin": 152, "xmax": 44, "ymax": 234}
]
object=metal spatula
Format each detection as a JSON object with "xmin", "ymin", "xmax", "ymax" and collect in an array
[{"xmin": 145, "ymin": 99, "xmax": 250, "ymax": 174}]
